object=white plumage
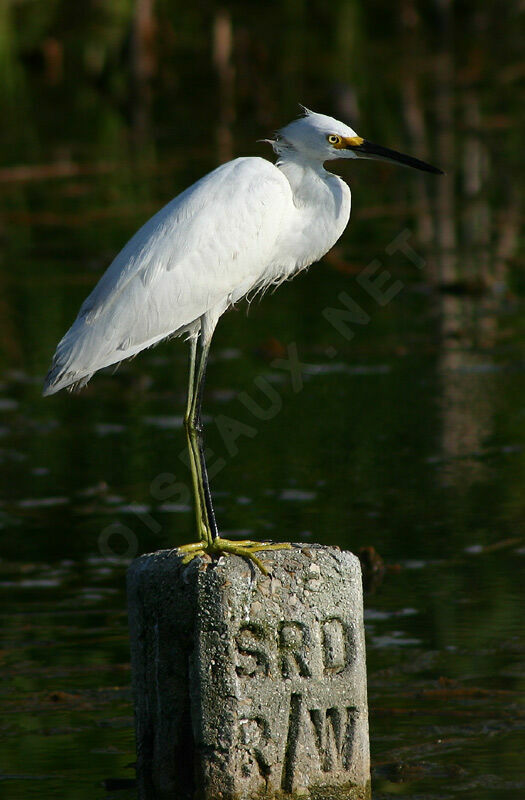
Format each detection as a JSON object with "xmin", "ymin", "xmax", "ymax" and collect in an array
[
  {"xmin": 43, "ymin": 109, "xmax": 440, "ymax": 396},
  {"xmin": 42, "ymin": 108, "xmax": 442, "ymax": 570}
]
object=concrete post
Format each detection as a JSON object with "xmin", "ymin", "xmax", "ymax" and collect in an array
[{"xmin": 127, "ymin": 544, "xmax": 370, "ymax": 800}]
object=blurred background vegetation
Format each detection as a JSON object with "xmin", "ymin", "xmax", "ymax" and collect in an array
[
  {"xmin": 1, "ymin": 0, "xmax": 523, "ymax": 284},
  {"xmin": 0, "ymin": 2, "xmax": 524, "ymax": 799}
]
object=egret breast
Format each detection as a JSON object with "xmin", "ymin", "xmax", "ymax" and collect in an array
[{"xmin": 266, "ymin": 166, "xmax": 351, "ymax": 283}]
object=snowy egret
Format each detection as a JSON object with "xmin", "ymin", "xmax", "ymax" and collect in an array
[{"xmin": 43, "ymin": 109, "xmax": 442, "ymax": 572}]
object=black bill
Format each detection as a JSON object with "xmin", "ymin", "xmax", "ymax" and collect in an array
[{"xmin": 350, "ymin": 140, "xmax": 444, "ymax": 175}]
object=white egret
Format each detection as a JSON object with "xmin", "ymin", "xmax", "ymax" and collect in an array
[{"xmin": 43, "ymin": 109, "xmax": 442, "ymax": 572}]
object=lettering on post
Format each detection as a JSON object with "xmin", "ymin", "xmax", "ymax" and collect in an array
[
  {"xmin": 237, "ymin": 716, "xmax": 271, "ymax": 779},
  {"xmin": 282, "ymin": 694, "xmax": 359, "ymax": 790},
  {"xmin": 322, "ymin": 617, "xmax": 350, "ymax": 674},
  {"xmin": 234, "ymin": 616, "xmax": 360, "ymax": 788},
  {"xmin": 234, "ymin": 617, "xmax": 352, "ymax": 680},
  {"xmin": 278, "ymin": 621, "xmax": 311, "ymax": 678},
  {"xmin": 235, "ymin": 622, "xmax": 270, "ymax": 678}
]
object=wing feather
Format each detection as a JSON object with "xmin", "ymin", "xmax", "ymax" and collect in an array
[{"xmin": 43, "ymin": 157, "xmax": 291, "ymax": 395}]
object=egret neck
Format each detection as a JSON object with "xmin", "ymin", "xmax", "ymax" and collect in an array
[{"xmin": 275, "ymin": 153, "xmax": 351, "ymax": 275}]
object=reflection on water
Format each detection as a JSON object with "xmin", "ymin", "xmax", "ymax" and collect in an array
[
  {"xmin": 0, "ymin": 1, "xmax": 524, "ymax": 799},
  {"xmin": 438, "ymin": 294, "xmax": 497, "ymax": 487}
]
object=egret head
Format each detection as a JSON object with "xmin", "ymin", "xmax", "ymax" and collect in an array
[{"xmin": 274, "ymin": 108, "xmax": 443, "ymax": 174}]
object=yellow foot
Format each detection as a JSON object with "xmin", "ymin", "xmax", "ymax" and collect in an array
[{"xmin": 177, "ymin": 538, "xmax": 292, "ymax": 575}]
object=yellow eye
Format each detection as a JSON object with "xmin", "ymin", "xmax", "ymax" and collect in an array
[{"xmin": 328, "ymin": 134, "xmax": 341, "ymax": 145}]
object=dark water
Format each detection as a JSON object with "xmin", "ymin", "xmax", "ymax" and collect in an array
[{"xmin": 0, "ymin": 2, "xmax": 524, "ymax": 798}]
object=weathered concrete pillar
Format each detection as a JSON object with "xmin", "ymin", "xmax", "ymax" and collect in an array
[{"xmin": 127, "ymin": 544, "xmax": 370, "ymax": 800}]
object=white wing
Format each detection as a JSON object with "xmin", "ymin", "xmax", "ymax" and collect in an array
[{"xmin": 43, "ymin": 157, "xmax": 292, "ymax": 395}]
